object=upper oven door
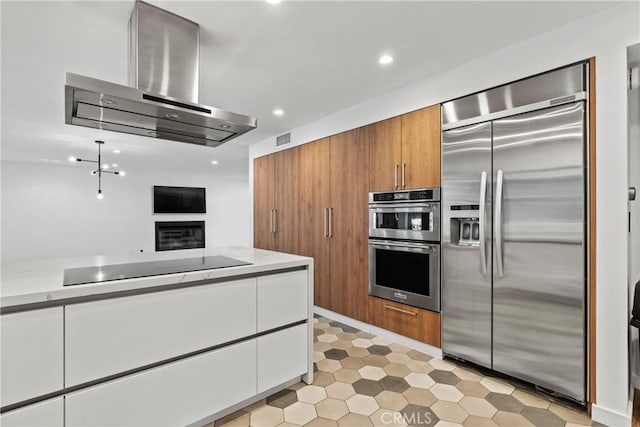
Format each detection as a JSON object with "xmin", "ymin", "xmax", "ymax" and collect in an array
[{"xmin": 369, "ymin": 203, "xmax": 440, "ymax": 241}]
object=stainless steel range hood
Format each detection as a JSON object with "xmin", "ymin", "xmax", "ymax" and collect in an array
[{"xmin": 65, "ymin": 1, "xmax": 256, "ymax": 147}]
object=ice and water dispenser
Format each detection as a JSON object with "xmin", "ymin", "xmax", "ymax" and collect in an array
[{"xmin": 450, "ymin": 205, "xmax": 481, "ymax": 246}]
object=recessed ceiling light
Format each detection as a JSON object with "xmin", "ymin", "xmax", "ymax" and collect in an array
[
  {"xmin": 113, "ymin": 149, "xmax": 121, "ymax": 154},
  {"xmin": 266, "ymin": 0, "xmax": 281, "ymax": 4},
  {"xmin": 211, "ymin": 160, "xmax": 219, "ymax": 165},
  {"xmin": 273, "ymin": 109, "xmax": 284, "ymax": 116},
  {"xmin": 379, "ymin": 54, "xmax": 393, "ymax": 65}
]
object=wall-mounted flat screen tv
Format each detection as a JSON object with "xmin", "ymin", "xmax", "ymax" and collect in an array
[{"xmin": 153, "ymin": 186, "xmax": 206, "ymax": 214}]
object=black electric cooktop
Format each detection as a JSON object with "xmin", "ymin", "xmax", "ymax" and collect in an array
[{"xmin": 63, "ymin": 255, "xmax": 252, "ymax": 287}]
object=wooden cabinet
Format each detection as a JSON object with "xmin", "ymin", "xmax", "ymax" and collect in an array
[
  {"xmin": 329, "ymin": 128, "xmax": 370, "ymax": 321},
  {"xmin": 274, "ymin": 147, "xmax": 301, "ymax": 254},
  {"xmin": 252, "ymin": 103, "xmax": 442, "ymax": 343},
  {"xmin": 368, "ymin": 297, "xmax": 441, "ymax": 347},
  {"xmin": 254, "ymin": 154, "xmax": 276, "ymax": 250},
  {"xmin": 1, "ymin": 308, "xmax": 63, "ymax": 407},
  {"xmin": 297, "ymin": 139, "xmax": 331, "ymax": 309},
  {"xmin": 369, "ymin": 116, "xmax": 402, "ymax": 191},
  {"xmin": 370, "ymin": 105, "xmax": 441, "ymax": 191},
  {"xmin": 401, "ymin": 105, "xmax": 441, "ymax": 189},
  {"xmin": 253, "ymin": 148, "xmax": 301, "ymax": 253}
]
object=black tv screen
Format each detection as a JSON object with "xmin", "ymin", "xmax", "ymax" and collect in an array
[{"xmin": 153, "ymin": 186, "xmax": 206, "ymax": 214}]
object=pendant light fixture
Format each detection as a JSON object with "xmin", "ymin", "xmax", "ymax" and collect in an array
[{"xmin": 69, "ymin": 140, "xmax": 125, "ymax": 199}]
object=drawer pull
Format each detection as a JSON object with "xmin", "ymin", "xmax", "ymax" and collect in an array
[{"xmin": 384, "ymin": 305, "xmax": 417, "ymax": 316}]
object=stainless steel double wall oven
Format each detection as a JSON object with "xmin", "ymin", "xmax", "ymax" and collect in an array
[{"xmin": 368, "ymin": 188, "xmax": 441, "ymax": 312}]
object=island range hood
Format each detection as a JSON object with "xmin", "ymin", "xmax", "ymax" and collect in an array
[{"xmin": 65, "ymin": 1, "xmax": 257, "ymax": 147}]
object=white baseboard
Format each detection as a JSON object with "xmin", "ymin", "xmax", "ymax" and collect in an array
[
  {"xmin": 591, "ymin": 402, "xmax": 631, "ymax": 427},
  {"xmin": 313, "ymin": 306, "xmax": 443, "ymax": 360}
]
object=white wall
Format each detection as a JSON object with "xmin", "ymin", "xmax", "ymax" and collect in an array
[
  {"xmin": 250, "ymin": 3, "xmax": 639, "ymax": 425},
  {"xmin": 1, "ymin": 161, "xmax": 250, "ymax": 262}
]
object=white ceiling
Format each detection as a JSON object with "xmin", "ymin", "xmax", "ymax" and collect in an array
[{"xmin": 1, "ymin": 0, "xmax": 618, "ymax": 177}]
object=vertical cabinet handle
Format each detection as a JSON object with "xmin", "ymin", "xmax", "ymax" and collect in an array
[
  {"xmin": 324, "ymin": 208, "xmax": 329, "ymax": 237},
  {"xmin": 479, "ymin": 171, "xmax": 488, "ymax": 275},
  {"xmin": 270, "ymin": 209, "xmax": 274, "ymax": 234},
  {"xmin": 495, "ymin": 170, "xmax": 504, "ymax": 277},
  {"xmin": 328, "ymin": 208, "xmax": 333, "ymax": 238},
  {"xmin": 394, "ymin": 164, "xmax": 399, "ymax": 189},
  {"xmin": 273, "ymin": 209, "xmax": 278, "ymax": 234},
  {"xmin": 401, "ymin": 163, "xmax": 406, "ymax": 189}
]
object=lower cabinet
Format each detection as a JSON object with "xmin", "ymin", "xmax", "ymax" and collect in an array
[
  {"xmin": 257, "ymin": 324, "xmax": 308, "ymax": 393},
  {"xmin": 257, "ymin": 270, "xmax": 308, "ymax": 332},
  {"xmin": 0, "ymin": 397, "xmax": 63, "ymax": 427},
  {"xmin": 65, "ymin": 340, "xmax": 257, "ymax": 427},
  {"xmin": 65, "ymin": 278, "xmax": 257, "ymax": 386},
  {"xmin": 0, "ymin": 307, "xmax": 63, "ymax": 407},
  {"xmin": 368, "ymin": 297, "xmax": 441, "ymax": 347}
]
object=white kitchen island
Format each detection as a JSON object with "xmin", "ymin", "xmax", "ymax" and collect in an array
[{"xmin": 0, "ymin": 247, "xmax": 314, "ymax": 427}]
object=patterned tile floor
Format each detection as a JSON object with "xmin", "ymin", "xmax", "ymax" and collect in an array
[{"xmin": 211, "ymin": 316, "xmax": 600, "ymax": 427}]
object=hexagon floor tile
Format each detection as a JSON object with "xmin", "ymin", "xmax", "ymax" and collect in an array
[{"xmin": 211, "ymin": 315, "xmax": 598, "ymax": 427}]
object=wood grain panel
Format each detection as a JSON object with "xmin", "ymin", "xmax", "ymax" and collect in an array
[
  {"xmin": 274, "ymin": 147, "xmax": 301, "ymax": 254},
  {"xmin": 369, "ymin": 117, "xmax": 402, "ymax": 191},
  {"xmin": 401, "ymin": 105, "xmax": 441, "ymax": 189},
  {"xmin": 329, "ymin": 127, "xmax": 370, "ymax": 321},
  {"xmin": 253, "ymin": 155, "xmax": 276, "ymax": 250},
  {"xmin": 588, "ymin": 56, "xmax": 597, "ymax": 408},
  {"xmin": 298, "ymin": 139, "xmax": 331, "ymax": 310},
  {"xmin": 368, "ymin": 297, "xmax": 441, "ymax": 347},
  {"xmin": 633, "ymin": 389, "xmax": 640, "ymax": 427}
]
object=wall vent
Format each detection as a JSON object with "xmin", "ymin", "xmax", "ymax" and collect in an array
[{"xmin": 276, "ymin": 132, "xmax": 291, "ymax": 146}]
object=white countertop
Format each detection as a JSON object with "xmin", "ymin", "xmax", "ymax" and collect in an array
[{"xmin": 1, "ymin": 247, "xmax": 312, "ymax": 309}]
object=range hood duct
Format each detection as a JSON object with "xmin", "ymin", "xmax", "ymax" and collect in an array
[{"xmin": 65, "ymin": 1, "xmax": 256, "ymax": 147}]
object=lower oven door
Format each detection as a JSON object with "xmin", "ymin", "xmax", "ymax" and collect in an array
[{"xmin": 369, "ymin": 239, "xmax": 440, "ymax": 312}]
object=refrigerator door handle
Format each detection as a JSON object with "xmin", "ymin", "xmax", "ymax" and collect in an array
[
  {"xmin": 479, "ymin": 171, "xmax": 488, "ymax": 275},
  {"xmin": 495, "ymin": 169, "xmax": 504, "ymax": 277}
]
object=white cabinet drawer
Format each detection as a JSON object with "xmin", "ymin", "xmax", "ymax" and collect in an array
[
  {"xmin": 257, "ymin": 270, "xmax": 308, "ymax": 332},
  {"xmin": 65, "ymin": 340, "xmax": 257, "ymax": 427},
  {"xmin": 65, "ymin": 278, "xmax": 256, "ymax": 386},
  {"xmin": 257, "ymin": 324, "xmax": 308, "ymax": 393},
  {"xmin": 0, "ymin": 397, "xmax": 63, "ymax": 427},
  {"xmin": 0, "ymin": 308, "xmax": 63, "ymax": 406}
]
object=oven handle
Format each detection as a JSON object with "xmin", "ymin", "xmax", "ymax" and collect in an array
[
  {"xmin": 369, "ymin": 203, "xmax": 435, "ymax": 211},
  {"xmin": 368, "ymin": 239, "xmax": 438, "ymax": 251}
]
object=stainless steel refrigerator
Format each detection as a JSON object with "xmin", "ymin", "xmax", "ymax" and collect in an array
[{"xmin": 441, "ymin": 63, "xmax": 587, "ymax": 403}]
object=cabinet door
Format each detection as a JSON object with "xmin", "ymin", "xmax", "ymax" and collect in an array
[
  {"xmin": 257, "ymin": 324, "xmax": 308, "ymax": 393},
  {"xmin": 65, "ymin": 279, "xmax": 256, "ymax": 386},
  {"xmin": 254, "ymin": 154, "xmax": 276, "ymax": 250},
  {"xmin": 369, "ymin": 117, "xmax": 402, "ymax": 191},
  {"xmin": 401, "ymin": 105, "xmax": 441, "ymax": 189},
  {"xmin": 1, "ymin": 308, "xmax": 63, "ymax": 407},
  {"xmin": 329, "ymin": 128, "xmax": 370, "ymax": 321},
  {"xmin": 298, "ymin": 138, "xmax": 331, "ymax": 310},
  {"xmin": 368, "ymin": 297, "xmax": 441, "ymax": 347},
  {"xmin": 257, "ymin": 270, "xmax": 308, "ymax": 332},
  {"xmin": 274, "ymin": 147, "xmax": 301, "ymax": 254},
  {"xmin": 0, "ymin": 397, "xmax": 63, "ymax": 427},
  {"xmin": 65, "ymin": 340, "xmax": 257, "ymax": 427}
]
